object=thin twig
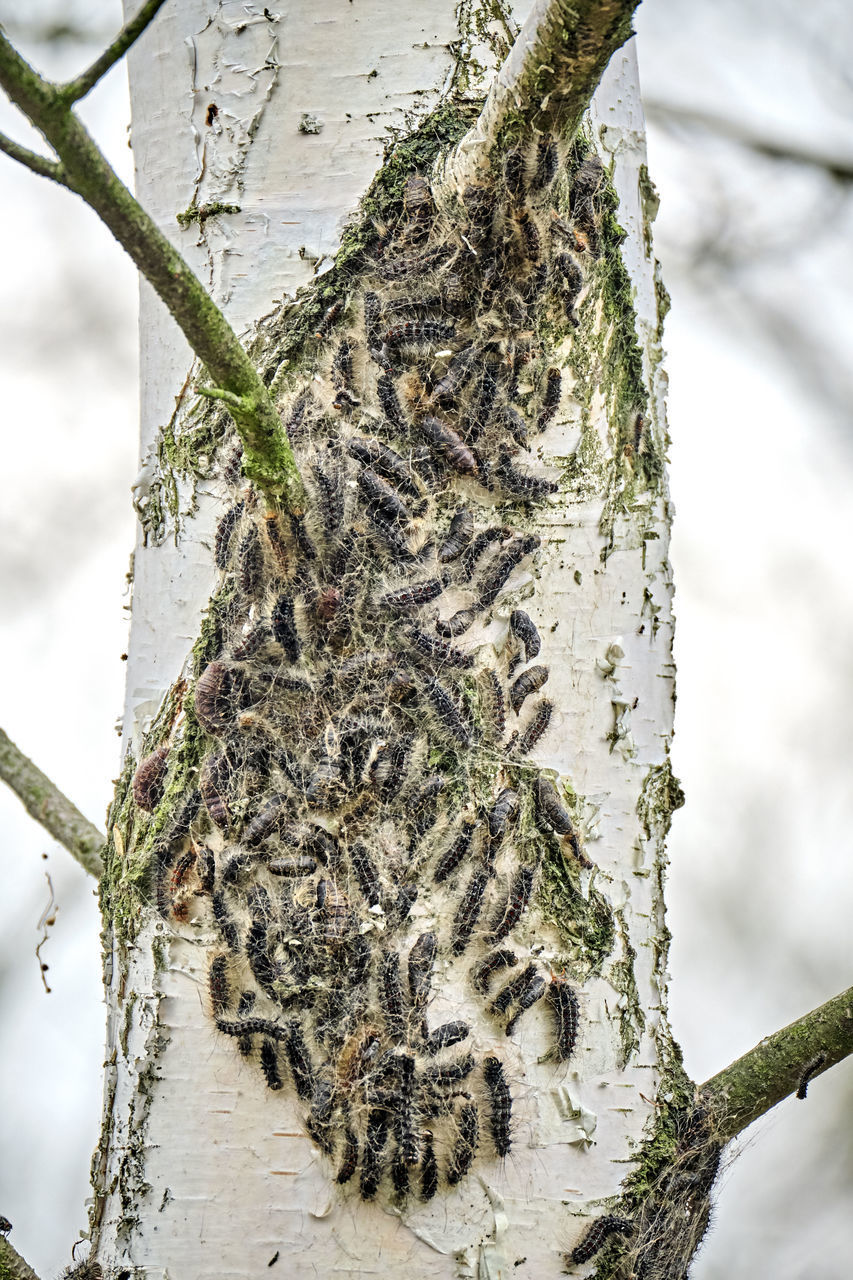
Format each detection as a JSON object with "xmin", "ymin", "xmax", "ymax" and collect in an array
[
  {"xmin": 0, "ymin": 130, "xmax": 66, "ymax": 185},
  {"xmin": 0, "ymin": 28, "xmax": 305, "ymax": 509},
  {"xmin": 701, "ymin": 984, "xmax": 853, "ymax": 1143},
  {"xmin": 437, "ymin": 0, "xmax": 641, "ymax": 193},
  {"xmin": 0, "ymin": 726, "xmax": 105, "ymax": 878},
  {"xmin": 645, "ymin": 99, "xmax": 853, "ymax": 182},
  {"xmin": 61, "ymin": 0, "xmax": 170, "ymax": 104},
  {"xmin": 0, "ymin": 1234, "xmax": 43, "ymax": 1280}
]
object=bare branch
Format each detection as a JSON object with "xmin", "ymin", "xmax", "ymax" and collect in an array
[
  {"xmin": 438, "ymin": 0, "xmax": 640, "ymax": 193},
  {"xmin": 0, "ymin": 129, "xmax": 66, "ymax": 184},
  {"xmin": 0, "ymin": 28, "xmax": 305, "ymax": 510},
  {"xmin": 701, "ymin": 985, "xmax": 853, "ymax": 1143},
  {"xmin": 0, "ymin": 1233, "xmax": 44, "ymax": 1280},
  {"xmin": 645, "ymin": 99, "xmax": 853, "ymax": 182},
  {"xmin": 61, "ymin": 0, "xmax": 170, "ymax": 104},
  {"xmin": 0, "ymin": 726, "xmax": 105, "ymax": 879}
]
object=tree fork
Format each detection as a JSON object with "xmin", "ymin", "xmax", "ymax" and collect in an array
[
  {"xmin": 0, "ymin": 25, "xmax": 305, "ymax": 510},
  {"xmin": 438, "ymin": 0, "xmax": 642, "ymax": 192}
]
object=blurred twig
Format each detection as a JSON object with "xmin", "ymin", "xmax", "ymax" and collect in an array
[
  {"xmin": 62, "ymin": 0, "xmax": 169, "ymax": 104},
  {"xmin": 0, "ymin": 726, "xmax": 104, "ymax": 878},
  {"xmin": 646, "ymin": 99, "xmax": 853, "ymax": 182}
]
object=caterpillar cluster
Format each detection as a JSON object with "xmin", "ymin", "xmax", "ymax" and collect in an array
[{"xmin": 134, "ymin": 134, "xmax": 607, "ymax": 1203}]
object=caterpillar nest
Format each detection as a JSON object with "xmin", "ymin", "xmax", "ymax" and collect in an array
[{"xmin": 136, "ymin": 135, "xmax": 611, "ymax": 1206}]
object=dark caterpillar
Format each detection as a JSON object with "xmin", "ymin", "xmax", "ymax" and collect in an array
[
  {"xmin": 438, "ymin": 507, "xmax": 474, "ymax": 562},
  {"xmin": 566, "ymin": 1215, "xmax": 633, "ymax": 1266},
  {"xmin": 796, "ymin": 1052, "xmax": 827, "ymax": 1100},
  {"xmin": 483, "ymin": 1056, "xmax": 512, "ymax": 1156},
  {"xmin": 548, "ymin": 977, "xmax": 580, "ymax": 1061}
]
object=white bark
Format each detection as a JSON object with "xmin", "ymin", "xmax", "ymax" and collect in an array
[{"xmin": 97, "ymin": 5, "xmax": 673, "ymax": 1277}]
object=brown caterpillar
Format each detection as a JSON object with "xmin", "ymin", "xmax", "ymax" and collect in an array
[
  {"xmin": 418, "ymin": 414, "xmax": 479, "ymax": 476},
  {"xmin": 208, "ymin": 954, "xmax": 231, "ymax": 1016},
  {"xmin": 505, "ymin": 971, "xmax": 546, "ymax": 1035},
  {"xmin": 471, "ymin": 948, "xmax": 517, "ymax": 995},
  {"xmin": 407, "ymin": 931, "xmax": 437, "ymax": 1009},
  {"xmin": 214, "ymin": 500, "xmax": 244, "ymax": 569},
  {"xmin": 547, "ymin": 977, "xmax": 580, "ymax": 1061},
  {"xmin": 238, "ymin": 525, "xmax": 265, "ymax": 597},
  {"xmin": 490, "ymin": 866, "xmax": 537, "ymax": 943},
  {"xmin": 515, "ymin": 699, "xmax": 553, "ymax": 755},
  {"xmin": 194, "ymin": 662, "xmax": 241, "ymax": 735},
  {"xmin": 509, "ymin": 609, "xmax": 541, "ymax": 661},
  {"xmin": 438, "ymin": 506, "xmax": 474, "ymax": 562},
  {"xmin": 357, "ymin": 467, "xmax": 411, "ymax": 524},
  {"xmin": 536, "ymin": 367, "xmax": 562, "ymax": 430},
  {"xmin": 315, "ymin": 299, "xmax": 344, "ymax": 337},
  {"xmin": 535, "ymin": 776, "xmax": 574, "ymax": 835},
  {"xmin": 380, "ymin": 576, "xmax": 446, "ymax": 612},
  {"xmin": 132, "ymin": 745, "xmax": 170, "ymax": 812},
  {"xmin": 433, "ymin": 823, "xmax": 477, "ymax": 883},
  {"xmin": 478, "ymin": 534, "xmax": 540, "ymax": 606},
  {"xmin": 346, "ymin": 436, "xmax": 421, "ymax": 498},
  {"xmin": 420, "ymin": 1130, "xmax": 438, "ymax": 1200},
  {"xmin": 446, "ymin": 1101, "xmax": 479, "ymax": 1185},
  {"xmin": 404, "ymin": 626, "xmax": 474, "ymax": 670},
  {"xmin": 450, "ymin": 871, "xmax": 489, "ymax": 955}
]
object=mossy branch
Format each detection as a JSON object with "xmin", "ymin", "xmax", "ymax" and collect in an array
[
  {"xmin": 0, "ymin": 27, "xmax": 305, "ymax": 510},
  {"xmin": 438, "ymin": 0, "xmax": 641, "ymax": 191},
  {"xmin": 0, "ymin": 130, "xmax": 67, "ymax": 184},
  {"xmin": 0, "ymin": 726, "xmax": 105, "ymax": 879},
  {"xmin": 60, "ymin": 0, "xmax": 169, "ymax": 104},
  {"xmin": 701, "ymin": 985, "xmax": 853, "ymax": 1143},
  {"xmin": 0, "ymin": 1233, "xmax": 43, "ymax": 1280}
]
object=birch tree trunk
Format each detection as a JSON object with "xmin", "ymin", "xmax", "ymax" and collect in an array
[{"xmin": 94, "ymin": 3, "xmax": 677, "ymax": 1277}]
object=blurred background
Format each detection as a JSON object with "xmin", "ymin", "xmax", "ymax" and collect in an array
[{"xmin": 0, "ymin": 0, "xmax": 851, "ymax": 1275}]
